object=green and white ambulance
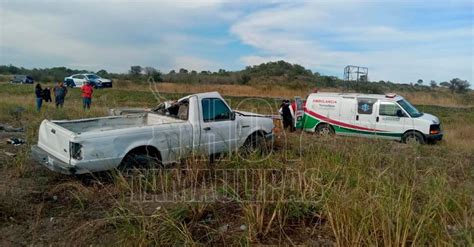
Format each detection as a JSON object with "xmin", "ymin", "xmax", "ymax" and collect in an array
[{"xmin": 299, "ymin": 92, "xmax": 443, "ymax": 144}]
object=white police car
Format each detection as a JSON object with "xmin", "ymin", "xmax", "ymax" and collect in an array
[{"xmin": 64, "ymin": 74, "xmax": 112, "ymax": 88}]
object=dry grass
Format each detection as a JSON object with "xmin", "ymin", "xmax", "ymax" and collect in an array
[
  {"xmin": 112, "ymin": 81, "xmax": 474, "ymax": 107},
  {"xmin": 0, "ymin": 82, "xmax": 472, "ymax": 245},
  {"xmin": 116, "ymin": 81, "xmax": 316, "ymax": 99}
]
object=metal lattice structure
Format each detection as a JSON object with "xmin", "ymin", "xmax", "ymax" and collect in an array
[{"xmin": 344, "ymin": 65, "xmax": 368, "ymax": 82}]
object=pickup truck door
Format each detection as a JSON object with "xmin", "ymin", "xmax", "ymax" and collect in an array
[{"xmin": 199, "ymin": 98, "xmax": 238, "ymax": 155}]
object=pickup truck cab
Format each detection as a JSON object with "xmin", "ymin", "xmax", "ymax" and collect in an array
[
  {"xmin": 301, "ymin": 92, "xmax": 442, "ymax": 144},
  {"xmin": 31, "ymin": 92, "xmax": 274, "ymax": 174}
]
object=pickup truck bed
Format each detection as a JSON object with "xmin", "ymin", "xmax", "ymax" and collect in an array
[{"xmin": 55, "ymin": 114, "xmax": 184, "ymax": 133}]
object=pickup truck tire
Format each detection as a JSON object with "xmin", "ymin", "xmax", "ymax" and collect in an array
[
  {"xmin": 119, "ymin": 147, "xmax": 162, "ymax": 170},
  {"xmin": 241, "ymin": 133, "xmax": 268, "ymax": 155},
  {"xmin": 402, "ymin": 131, "xmax": 425, "ymax": 144}
]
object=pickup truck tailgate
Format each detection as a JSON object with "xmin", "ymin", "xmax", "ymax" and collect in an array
[{"xmin": 37, "ymin": 120, "xmax": 74, "ymax": 163}]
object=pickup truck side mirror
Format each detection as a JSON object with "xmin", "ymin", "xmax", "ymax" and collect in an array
[{"xmin": 230, "ymin": 111, "xmax": 236, "ymax": 121}]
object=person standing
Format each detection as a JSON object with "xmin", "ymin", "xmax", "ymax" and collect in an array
[
  {"xmin": 35, "ymin": 83, "xmax": 43, "ymax": 112},
  {"xmin": 53, "ymin": 81, "xmax": 68, "ymax": 108},
  {"xmin": 81, "ymin": 81, "xmax": 93, "ymax": 110},
  {"xmin": 279, "ymin": 100, "xmax": 294, "ymax": 132},
  {"xmin": 42, "ymin": 87, "xmax": 52, "ymax": 102}
]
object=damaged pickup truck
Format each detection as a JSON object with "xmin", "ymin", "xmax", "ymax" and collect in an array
[{"xmin": 31, "ymin": 92, "xmax": 274, "ymax": 174}]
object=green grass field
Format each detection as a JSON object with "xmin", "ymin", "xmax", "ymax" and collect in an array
[{"xmin": 0, "ymin": 83, "xmax": 472, "ymax": 245}]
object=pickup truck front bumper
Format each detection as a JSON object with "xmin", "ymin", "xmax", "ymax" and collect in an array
[
  {"xmin": 264, "ymin": 132, "xmax": 274, "ymax": 141},
  {"xmin": 31, "ymin": 145, "xmax": 78, "ymax": 174}
]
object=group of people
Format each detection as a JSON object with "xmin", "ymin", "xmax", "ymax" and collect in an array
[{"xmin": 35, "ymin": 81, "xmax": 94, "ymax": 112}]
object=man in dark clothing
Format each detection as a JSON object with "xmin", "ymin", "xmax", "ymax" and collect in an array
[
  {"xmin": 42, "ymin": 87, "xmax": 52, "ymax": 102},
  {"xmin": 35, "ymin": 83, "xmax": 43, "ymax": 112},
  {"xmin": 54, "ymin": 82, "xmax": 68, "ymax": 108},
  {"xmin": 279, "ymin": 100, "xmax": 294, "ymax": 132}
]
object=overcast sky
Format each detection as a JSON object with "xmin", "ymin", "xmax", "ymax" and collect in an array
[{"xmin": 0, "ymin": 0, "xmax": 472, "ymax": 83}]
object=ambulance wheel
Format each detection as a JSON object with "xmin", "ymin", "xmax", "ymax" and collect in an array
[
  {"xmin": 316, "ymin": 123, "xmax": 334, "ymax": 136},
  {"xmin": 402, "ymin": 131, "xmax": 425, "ymax": 144}
]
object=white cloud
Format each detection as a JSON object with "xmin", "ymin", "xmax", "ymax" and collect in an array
[
  {"xmin": 0, "ymin": 0, "xmax": 472, "ymax": 83},
  {"xmin": 0, "ymin": 0, "xmax": 230, "ymax": 72},
  {"xmin": 241, "ymin": 55, "xmax": 285, "ymax": 66},
  {"xmin": 172, "ymin": 56, "xmax": 219, "ymax": 72},
  {"xmin": 231, "ymin": 2, "xmax": 473, "ymax": 83}
]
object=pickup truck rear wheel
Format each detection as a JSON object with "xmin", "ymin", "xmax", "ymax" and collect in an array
[{"xmin": 120, "ymin": 151, "xmax": 162, "ymax": 170}]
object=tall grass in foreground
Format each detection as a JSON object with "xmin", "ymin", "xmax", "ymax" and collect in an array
[
  {"xmin": 0, "ymin": 83, "xmax": 472, "ymax": 245},
  {"xmin": 101, "ymin": 137, "xmax": 472, "ymax": 245}
]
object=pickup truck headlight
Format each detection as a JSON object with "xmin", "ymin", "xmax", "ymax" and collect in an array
[{"xmin": 70, "ymin": 142, "xmax": 83, "ymax": 160}]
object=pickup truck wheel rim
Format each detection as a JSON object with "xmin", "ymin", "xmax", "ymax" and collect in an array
[{"xmin": 242, "ymin": 135, "xmax": 265, "ymax": 155}]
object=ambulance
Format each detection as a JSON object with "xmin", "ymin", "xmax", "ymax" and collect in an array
[{"xmin": 298, "ymin": 92, "xmax": 443, "ymax": 144}]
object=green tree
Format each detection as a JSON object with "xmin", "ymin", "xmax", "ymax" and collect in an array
[
  {"xmin": 240, "ymin": 74, "xmax": 251, "ymax": 84},
  {"xmin": 129, "ymin": 66, "xmax": 142, "ymax": 76},
  {"xmin": 96, "ymin": 69, "xmax": 108, "ymax": 77},
  {"xmin": 143, "ymin": 67, "xmax": 162, "ymax": 82},
  {"xmin": 143, "ymin": 66, "xmax": 157, "ymax": 76},
  {"xmin": 446, "ymin": 78, "xmax": 470, "ymax": 94}
]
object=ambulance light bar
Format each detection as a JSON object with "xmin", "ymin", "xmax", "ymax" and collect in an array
[{"xmin": 385, "ymin": 93, "xmax": 397, "ymax": 98}]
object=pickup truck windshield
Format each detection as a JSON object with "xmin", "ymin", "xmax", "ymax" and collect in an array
[{"xmin": 397, "ymin": 99, "xmax": 422, "ymax": 117}]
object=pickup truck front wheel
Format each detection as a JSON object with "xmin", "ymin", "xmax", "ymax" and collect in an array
[{"xmin": 241, "ymin": 133, "xmax": 269, "ymax": 156}]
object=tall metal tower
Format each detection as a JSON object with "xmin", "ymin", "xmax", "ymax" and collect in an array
[{"xmin": 344, "ymin": 65, "xmax": 369, "ymax": 82}]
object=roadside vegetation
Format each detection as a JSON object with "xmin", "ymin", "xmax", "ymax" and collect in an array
[
  {"xmin": 1, "ymin": 60, "xmax": 471, "ymax": 96},
  {"xmin": 0, "ymin": 82, "xmax": 472, "ymax": 245}
]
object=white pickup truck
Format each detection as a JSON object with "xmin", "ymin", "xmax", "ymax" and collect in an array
[{"xmin": 31, "ymin": 92, "xmax": 274, "ymax": 174}]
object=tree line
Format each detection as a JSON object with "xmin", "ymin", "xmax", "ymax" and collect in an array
[{"xmin": 0, "ymin": 61, "xmax": 470, "ymax": 94}]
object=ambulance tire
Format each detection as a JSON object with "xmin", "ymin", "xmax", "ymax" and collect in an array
[
  {"xmin": 316, "ymin": 123, "xmax": 334, "ymax": 136},
  {"xmin": 402, "ymin": 131, "xmax": 425, "ymax": 144}
]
